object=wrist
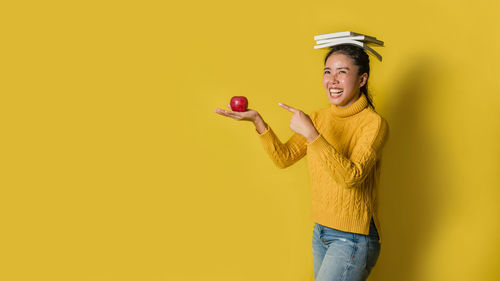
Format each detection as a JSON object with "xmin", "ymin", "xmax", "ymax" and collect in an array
[
  {"xmin": 253, "ymin": 114, "xmax": 263, "ymax": 125},
  {"xmin": 306, "ymin": 130, "xmax": 319, "ymax": 142},
  {"xmin": 254, "ymin": 115, "xmax": 268, "ymax": 134}
]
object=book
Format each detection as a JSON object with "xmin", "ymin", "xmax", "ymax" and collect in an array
[
  {"xmin": 314, "ymin": 39, "xmax": 382, "ymax": 61},
  {"xmin": 313, "ymin": 31, "xmax": 384, "ymax": 61},
  {"xmin": 316, "ymin": 35, "xmax": 384, "ymax": 46},
  {"xmin": 314, "ymin": 31, "xmax": 364, "ymax": 41}
]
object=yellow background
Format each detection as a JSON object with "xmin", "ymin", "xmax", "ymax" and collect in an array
[{"xmin": 1, "ymin": 0, "xmax": 500, "ymax": 280}]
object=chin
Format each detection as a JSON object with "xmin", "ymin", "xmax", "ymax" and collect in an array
[{"xmin": 327, "ymin": 96, "xmax": 346, "ymax": 106}]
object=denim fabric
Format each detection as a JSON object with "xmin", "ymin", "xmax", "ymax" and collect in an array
[{"xmin": 312, "ymin": 219, "xmax": 381, "ymax": 281}]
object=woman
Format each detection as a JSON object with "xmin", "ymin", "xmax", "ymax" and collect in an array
[{"xmin": 215, "ymin": 44, "xmax": 389, "ymax": 281}]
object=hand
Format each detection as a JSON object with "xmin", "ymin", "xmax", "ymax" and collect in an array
[
  {"xmin": 279, "ymin": 102, "xmax": 319, "ymax": 142},
  {"xmin": 214, "ymin": 104, "xmax": 260, "ymax": 122}
]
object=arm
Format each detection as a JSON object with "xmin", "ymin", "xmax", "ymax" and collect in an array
[
  {"xmin": 254, "ymin": 114, "xmax": 308, "ymax": 169},
  {"xmin": 214, "ymin": 104, "xmax": 310, "ymax": 168},
  {"xmin": 306, "ymin": 117, "xmax": 389, "ymax": 189}
]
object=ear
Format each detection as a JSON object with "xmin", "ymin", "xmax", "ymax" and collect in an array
[{"xmin": 359, "ymin": 73, "xmax": 368, "ymax": 88}]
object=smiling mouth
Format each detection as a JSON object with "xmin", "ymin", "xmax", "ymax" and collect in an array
[{"xmin": 329, "ymin": 89, "xmax": 343, "ymax": 97}]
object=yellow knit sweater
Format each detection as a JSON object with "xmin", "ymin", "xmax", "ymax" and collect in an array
[{"xmin": 257, "ymin": 94, "xmax": 389, "ymax": 242}]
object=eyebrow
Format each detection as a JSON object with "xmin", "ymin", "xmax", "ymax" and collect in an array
[{"xmin": 324, "ymin": 67, "xmax": 350, "ymax": 70}]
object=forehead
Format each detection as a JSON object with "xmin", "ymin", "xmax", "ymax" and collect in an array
[{"xmin": 325, "ymin": 52, "xmax": 356, "ymax": 68}]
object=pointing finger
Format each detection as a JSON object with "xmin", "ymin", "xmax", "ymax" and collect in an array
[{"xmin": 278, "ymin": 102, "xmax": 299, "ymax": 113}]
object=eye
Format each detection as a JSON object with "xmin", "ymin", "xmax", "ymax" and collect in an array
[
  {"xmin": 339, "ymin": 70, "xmax": 346, "ymax": 74},
  {"xmin": 324, "ymin": 70, "xmax": 330, "ymax": 74}
]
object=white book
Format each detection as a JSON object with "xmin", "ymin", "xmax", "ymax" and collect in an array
[
  {"xmin": 316, "ymin": 35, "xmax": 384, "ymax": 46},
  {"xmin": 314, "ymin": 31, "xmax": 364, "ymax": 41},
  {"xmin": 314, "ymin": 39, "xmax": 383, "ymax": 61}
]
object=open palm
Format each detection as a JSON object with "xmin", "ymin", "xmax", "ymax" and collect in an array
[{"xmin": 214, "ymin": 105, "xmax": 259, "ymax": 122}]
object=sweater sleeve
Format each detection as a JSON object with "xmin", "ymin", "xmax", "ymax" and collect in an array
[
  {"xmin": 306, "ymin": 117, "xmax": 389, "ymax": 189},
  {"xmin": 256, "ymin": 124, "xmax": 308, "ymax": 169}
]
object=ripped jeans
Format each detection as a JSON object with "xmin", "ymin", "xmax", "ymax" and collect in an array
[{"xmin": 312, "ymin": 219, "xmax": 381, "ymax": 281}]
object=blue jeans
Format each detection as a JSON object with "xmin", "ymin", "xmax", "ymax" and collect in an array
[{"xmin": 312, "ymin": 219, "xmax": 381, "ymax": 281}]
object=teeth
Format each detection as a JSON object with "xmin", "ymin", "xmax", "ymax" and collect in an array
[{"xmin": 330, "ymin": 89, "xmax": 343, "ymax": 93}]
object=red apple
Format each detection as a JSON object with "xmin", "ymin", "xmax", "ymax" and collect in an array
[{"xmin": 230, "ymin": 96, "xmax": 248, "ymax": 112}]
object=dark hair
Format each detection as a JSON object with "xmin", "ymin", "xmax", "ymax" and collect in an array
[{"xmin": 324, "ymin": 44, "xmax": 375, "ymax": 109}]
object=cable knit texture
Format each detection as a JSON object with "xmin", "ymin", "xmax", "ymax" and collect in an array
[{"xmin": 257, "ymin": 94, "xmax": 389, "ymax": 242}]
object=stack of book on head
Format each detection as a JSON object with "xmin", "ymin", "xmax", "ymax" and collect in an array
[{"xmin": 313, "ymin": 31, "xmax": 384, "ymax": 61}]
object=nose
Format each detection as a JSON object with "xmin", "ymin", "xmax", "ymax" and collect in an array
[{"xmin": 329, "ymin": 73, "xmax": 339, "ymax": 84}]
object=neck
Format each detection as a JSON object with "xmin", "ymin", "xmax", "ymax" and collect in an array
[
  {"xmin": 337, "ymin": 92, "xmax": 361, "ymax": 108},
  {"xmin": 330, "ymin": 93, "xmax": 368, "ymax": 118}
]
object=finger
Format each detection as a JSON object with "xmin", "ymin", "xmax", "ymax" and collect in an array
[
  {"xmin": 215, "ymin": 108, "xmax": 242, "ymax": 120},
  {"xmin": 227, "ymin": 104, "xmax": 231, "ymax": 109},
  {"xmin": 278, "ymin": 102, "xmax": 299, "ymax": 113},
  {"xmin": 215, "ymin": 108, "xmax": 232, "ymax": 116}
]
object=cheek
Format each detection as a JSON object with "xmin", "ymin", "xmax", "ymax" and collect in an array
[
  {"xmin": 343, "ymin": 77, "xmax": 356, "ymax": 88},
  {"xmin": 338, "ymin": 78, "xmax": 348, "ymax": 88},
  {"xmin": 322, "ymin": 78, "xmax": 329, "ymax": 87}
]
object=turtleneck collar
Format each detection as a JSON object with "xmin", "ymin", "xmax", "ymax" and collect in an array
[{"xmin": 329, "ymin": 94, "xmax": 368, "ymax": 117}]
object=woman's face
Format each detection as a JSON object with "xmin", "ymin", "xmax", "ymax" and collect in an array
[{"xmin": 322, "ymin": 52, "xmax": 367, "ymax": 108}]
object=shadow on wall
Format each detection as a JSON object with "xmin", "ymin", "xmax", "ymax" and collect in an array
[{"xmin": 370, "ymin": 54, "xmax": 451, "ymax": 281}]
